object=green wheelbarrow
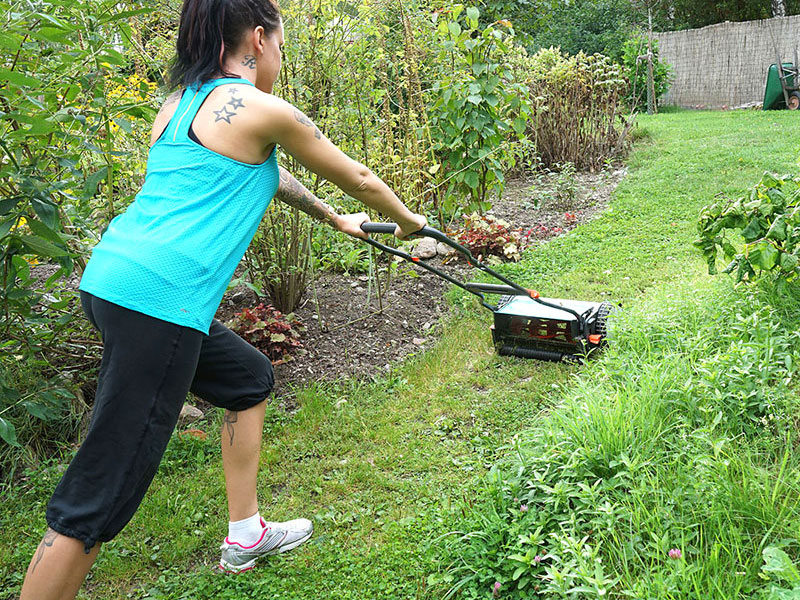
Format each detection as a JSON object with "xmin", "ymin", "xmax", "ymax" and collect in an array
[{"xmin": 763, "ymin": 49, "xmax": 799, "ymax": 110}]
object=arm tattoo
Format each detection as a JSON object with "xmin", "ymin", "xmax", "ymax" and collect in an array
[
  {"xmin": 214, "ymin": 87, "xmax": 245, "ymax": 124},
  {"xmin": 31, "ymin": 528, "xmax": 57, "ymax": 573},
  {"xmin": 242, "ymin": 55, "xmax": 257, "ymax": 69},
  {"xmin": 293, "ymin": 110, "xmax": 322, "ymax": 140},
  {"xmin": 276, "ymin": 167, "xmax": 339, "ymax": 227},
  {"xmin": 223, "ymin": 410, "xmax": 238, "ymax": 446}
]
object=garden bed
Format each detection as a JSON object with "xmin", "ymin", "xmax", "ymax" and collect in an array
[{"xmin": 215, "ymin": 167, "xmax": 626, "ymax": 399}]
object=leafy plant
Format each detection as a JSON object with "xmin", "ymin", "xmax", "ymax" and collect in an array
[
  {"xmin": 531, "ymin": 162, "xmax": 579, "ymax": 210},
  {"xmin": 0, "ymin": 0, "xmax": 156, "ymax": 460},
  {"xmin": 695, "ymin": 172, "xmax": 800, "ymax": 289},
  {"xmin": 511, "ymin": 47, "xmax": 631, "ymax": 170},
  {"xmin": 455, "ymin": 213, "xmax": 523, "ymax": 261},
  {"xmin": 621, "ymin": 33, "xmax": 672, "ymax": 112},
  {"xmin": 428, "ymin": 5, "xmax": 532, "ymax": 215},
  {"xmin": 760, "ymin": 546, "xmax": 800, "ymax": 599},
  {"xmin": 246, "ymin": 201, "xmax": 312, "ymax": 313},
  {"xmin": 226, "ymin": 303, "xmax": 306, "ymax": 364}
]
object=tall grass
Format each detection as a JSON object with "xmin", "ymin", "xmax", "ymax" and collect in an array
[{"xmin": 439, "ymin": 274, "xmax": 800, "ymax": 599}]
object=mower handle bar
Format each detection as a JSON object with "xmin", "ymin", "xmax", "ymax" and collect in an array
[{"xmin": 359, "ymin": 222, "xmax": 589, "ymax": 335}]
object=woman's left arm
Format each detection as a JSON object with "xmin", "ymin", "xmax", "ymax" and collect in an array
[{"xmin": 275, "ymin": 167, "xmax": 369, "ymax": 238}]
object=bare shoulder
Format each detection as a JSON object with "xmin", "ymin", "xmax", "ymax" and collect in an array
[
  {"xmin": 216, "ymin": 86, "xmax": 302, "ymax": 139},
  {"xmin": 247, "ymin": 91, "xmax": 322, "ymax": 140},
  {"xmin": 149, "ymin": 90, "xmax": 184, "ymax": 147}
]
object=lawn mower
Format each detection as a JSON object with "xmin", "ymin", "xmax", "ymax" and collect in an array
[{"xmin": 360, "ymin": 222, "xmax": 616, "ymax": 363}]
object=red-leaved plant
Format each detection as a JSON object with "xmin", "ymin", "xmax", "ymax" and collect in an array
[
  {"xmin": 226, "ymin": 303, "xmax": 306, "ymax": 364},
  {"xmin": 455, "ymin": 213, "xmax": 523, "ymax": 261}
]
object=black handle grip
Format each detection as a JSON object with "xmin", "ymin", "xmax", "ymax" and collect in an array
[
  {"xmin": 359, "ymin": 222, "xmax": 473, "ymax": 256},
  {"xmin": 360, "ymin": 223, "xmax": 398, "ymax": 235}
]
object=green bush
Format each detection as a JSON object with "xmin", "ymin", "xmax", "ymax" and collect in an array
[
  {"xmin": 0, "ymin": 0, "xmax": 158, "ymax": 462},
  {"xmin": 696, "ymin": 172, "xmax": 800, "ymax": 289},
  {"xmin": 620, "ymin": 33, "xmax": 672, "ymax": 111},
  {"xmin": 510, "ymin": 47, "xmax": 630, "ymax": 171},
  {"xmin": 428, "ymin": 5, "xmax": 531, "ymax": 215}
]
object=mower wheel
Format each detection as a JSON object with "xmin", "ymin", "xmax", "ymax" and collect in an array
[
  {"xmin": 594, "ymin": 301, "xmax": 615, "ymax": 337},
  {"xmin": 789, "ymin": 92, "xmax": 800, "ymax": 111}
]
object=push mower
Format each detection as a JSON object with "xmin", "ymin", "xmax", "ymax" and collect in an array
[{"xmin": 360, "ymin": 223, "xmax": 616, "ymax": 363}]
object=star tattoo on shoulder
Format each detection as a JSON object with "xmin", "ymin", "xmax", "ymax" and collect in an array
[
  {"xmin": 213, "ymin": 88, "xmax": 247, "ymax": 124},
  {"xmin": 214, "ymin": 106, "xmax": 236, "ymax": 124}
]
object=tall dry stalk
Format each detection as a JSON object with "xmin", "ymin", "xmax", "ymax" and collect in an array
[{"xmin": 245, "ymin": 203, "xmax": 312, "ymax": 313}]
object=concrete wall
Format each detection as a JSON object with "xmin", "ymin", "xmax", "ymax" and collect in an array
[{"xmin": 654, "ymin": 15, "xmax": 800, "ymax": 108}]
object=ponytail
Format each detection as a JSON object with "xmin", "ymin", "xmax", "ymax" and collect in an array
[{"xmin": 170, "ymin": 0, "xmax": 281, "ymax": 89}]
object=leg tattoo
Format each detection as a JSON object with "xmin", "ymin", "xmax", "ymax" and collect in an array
[
  {"xmin": 30, "ymin": 528, "xmax": 57, "ymax": 574},
  {"xmin": 224, "ymin": 411, "xmax": 238, "ymax": 447}
]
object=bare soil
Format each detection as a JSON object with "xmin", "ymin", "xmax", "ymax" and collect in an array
[{"xmin": 215, "ymin": 167, "xmax": 627, "ymax": 398}]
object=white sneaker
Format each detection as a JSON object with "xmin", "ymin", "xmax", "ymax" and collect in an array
[{"xmin": 218, "ymin": 517, "xmax": 313, "ymax": 573}]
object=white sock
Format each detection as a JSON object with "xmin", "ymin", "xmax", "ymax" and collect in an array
[{"xmin": 227, "ymin": 512, "xmax": 263, "ymax": 546}]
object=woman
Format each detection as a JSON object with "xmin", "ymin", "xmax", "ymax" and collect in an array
[{"xmin": 20, "ymin": 0, "xmax": 426, "ymax": 597}]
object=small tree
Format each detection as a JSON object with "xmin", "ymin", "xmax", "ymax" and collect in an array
[
  {"xmin": 428, "ymin": 5, "xmax": 532, "ymax": 216},
  {"xmin": 621, "ymin": 33, "xmax": 671, "ymax": 111}
]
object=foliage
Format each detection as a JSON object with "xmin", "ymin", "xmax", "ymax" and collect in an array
[
  {"xmin": 477, "ymin": 0, "xmax": 554, "ymax": 48},
  {"xmin": 278, "ymin": 0, "xmax": 438, "ymax": 217},
  {"xmin": 454, "ymin": 213, "xmax": 524, "ymax": 261},
  {"xmin": 530, "ymin": 162, "xmax": 579, "ymax": 210},
  {"xmin": 0, "ymin": 0, "xmax": 159, "ymax": 458},
  {"xmin": 246, "ymin": 200, "xmax": 312, "ymax": 313},
  {"xmin": 695, "ymin": 172, "xmax": 800, "ymax": 289},
  {"xmin": 620, "ymin": 33, "xmax": 672, "ymax": 111},
  {"xmin": 428, "ymin": 5, "xmax": 532, "ymax": 215},
  {"xmin": 493, "ymin": 0, "xmax": 800, "ymax": 57},
  {"xmin": 439, "ymin": 279, "xmax": 800, "ymax": 599},
  {"xmin": 761, "ymin": 546, "xmax": 800, "ymax": 599},
  {"xmin": 225, "ymin": 303, "xmax": 306, "ymax": 364},
  {"xmin": 511, "ymin": 47, "xmax": 631, "ymax": 171},
  {"xmin": 523, "ymin": 0, "xmax": 639, "ymax": 59},
  {"xmin": 0, "ymin": 0, "xmax": 156, "ymax": 320},
  {"xmin": 310, "ymin": 221, "xmax": 370, "ymax": 274}
]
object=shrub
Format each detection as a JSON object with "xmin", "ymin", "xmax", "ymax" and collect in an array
[
  {"xmin": 226, "ymin": 303, "xmax": 306, "ymax": 364},
  {"xmin": 529, "ymin": 162, "xmax": 578, "ymax": 210},
  {"xmin": 695, "ymin": 172, "xmax": 800, "ymax": 290},
  {"xmin": 428, "ymin": 5, "xmax": 532, "ymax": 215},
  {"xmin": 245, "ymin": 202, "xmax": 312, "ymax": 313},
  {"xmin": 620, "ymin": 33, "xmax": 672, "ymax": 112},
  {"xmin": 511, "ymin": 47, "xmax": 631, "ymax": 171},
  {"xmin": 454, "ymin": 213, "xmax": 523, "ymax": 261}
]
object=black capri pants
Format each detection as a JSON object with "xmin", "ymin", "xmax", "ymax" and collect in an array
[{"xmin": 46, "ymin": 292, "xmax": 273, "ymax": 552}]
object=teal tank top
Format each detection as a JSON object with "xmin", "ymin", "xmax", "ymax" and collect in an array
[{"xmin": 80, "ymin": 78, "xmax": 279, "ymax": 333}]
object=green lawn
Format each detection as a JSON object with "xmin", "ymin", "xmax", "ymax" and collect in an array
[{"xmin": 1, "ymin": 109, "xmax": 799, "ymax": 599}]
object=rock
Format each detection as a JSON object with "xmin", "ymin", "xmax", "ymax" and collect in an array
[
  {"xmin": 230, "ymin": 290, "xmax": 249, "ymax": 303},
  {"xmin": 436, "ymin": 242, "xmax": 456, "ymax": 256},
  {"xmin": 412, "ymin": 237, "xmax": 437, "ymax": 259},
  {"xmin": 412, "ymin": 337, "xmax": 426, "ymax": 346},
  {"xmin": 179, "ymin": 403, "xmax": 204, "ymax": 424}
]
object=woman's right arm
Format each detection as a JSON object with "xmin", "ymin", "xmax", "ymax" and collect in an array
[{"xmin": 257, "ymin": 95, "xmax": 426, "ymax": 238}]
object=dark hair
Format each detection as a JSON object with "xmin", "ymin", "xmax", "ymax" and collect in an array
[{"xmin": 170, "ymin": 0, "xmax": 281, "ymax": 88}]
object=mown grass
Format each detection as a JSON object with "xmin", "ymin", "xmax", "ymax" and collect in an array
[{"xmin": 1, "ymin": 109, "xmax": 799, "ymax": 599}]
